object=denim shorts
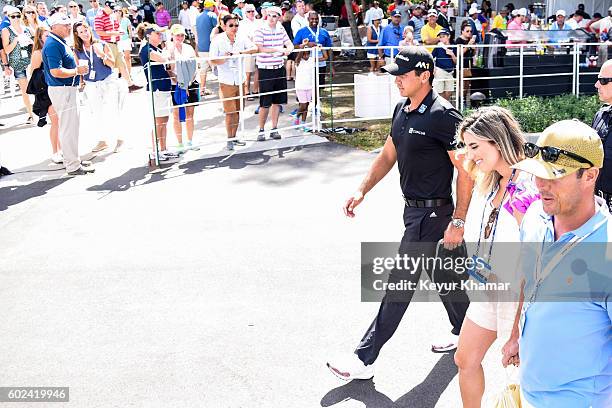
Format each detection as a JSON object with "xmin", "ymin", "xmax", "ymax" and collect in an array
[{"xmin": 13, "ymin": 70, "xmax": 27, "ymax": 80}]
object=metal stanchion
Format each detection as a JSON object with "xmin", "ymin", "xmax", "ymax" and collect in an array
[
  {"xmin": 314, "ymin": 49, "xmax": 320, "ymax": 132},
  {"xmin": 148, "ymin": 53, "xmax": 160, "ymax": 168},
  {"xmin": 519, "ymin": 45, "xmax": 524, "ymax": 99},
  {"xmin": 238, "ymin": 54, "xmax": 245, "ymax": 137}
]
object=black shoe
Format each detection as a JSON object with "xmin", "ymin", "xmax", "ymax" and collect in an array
[
  {"xmin": 233, "ymin": 139, "xmax": 246, "ymax": 146},
  {"xmin": 67, "ymin": 166, "xmax": 95, "ymax": 176},
  {"xmin": 269, "ymin": 130, "xmax": 281, "ymax": 140},
  {"xmin": 0, "ymin": 166, "xmax": 12, "ymax": 176},
  {"xmin": 37, "ymin": 117, "xmax": 47, "ymax": 127}
]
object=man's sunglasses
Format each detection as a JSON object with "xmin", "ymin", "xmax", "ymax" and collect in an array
[
  {"xmin": 227, "ymin": 23, "xmax": 239, "ymax": 27},
  {"xmin": 69, "ymin": 5, "xmax": 78, "ymax": 8},
  {"xmin": 246, "ymin": 10, "xmax": 254, "ymax": 13},
  {"xmin": 598, "ymin": 77, "xmax": 612, "ymax": 85},
  {"xmin": 524, "ymin": 142, "xmax": 593, "ymax": 167}
]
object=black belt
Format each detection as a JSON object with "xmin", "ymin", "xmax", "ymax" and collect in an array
[{"xmin": 403, "ymin": 197, "xmax": 452, "ymax": 208}]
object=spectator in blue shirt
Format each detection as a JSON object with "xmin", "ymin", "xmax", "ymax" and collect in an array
[
  {"xmin": 36, "ymin": 1, "xmax": 49, "ymax": 22},
  {"xmin": 196, "ymin": 0, "xmax": 217, "ymax": 96},
  {"xmin": 293, "ymin": 11, "xmax": 332, "ymax": 93},
  {"xmin": 431, "ymin": 29, "xmax": 456, "ymax": 100},
  {"xmin": 379, "ymin": 10, "xmax": 403, "ymax": 62},
  {"xmin": 502, "ymin": 120, "xmax": 612, "ymax": 408},
  {"xmin": 42, "ymin": 14, "xmax": 92, "ymax": 175},
  {"xmin": 85, "ymin": 0, "xmax": 101, "ymax": 39}
]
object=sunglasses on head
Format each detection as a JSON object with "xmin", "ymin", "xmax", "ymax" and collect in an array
[
  {"xmin": 524, "ymin": 142, "xmax": 593, "ymax": 167},
  {"xmin": 598, "ymin": 77, "xmax": 612, "ymax": 85}
]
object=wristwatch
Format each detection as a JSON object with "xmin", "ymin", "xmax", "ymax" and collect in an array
[{"xmin": 451, "ymin": 218, "xmax": 465, "ymax": 229}]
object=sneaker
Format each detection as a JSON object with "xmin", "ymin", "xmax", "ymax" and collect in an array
[
  {"xmin": 128, "ymin": 84, "xmax": 143, "ymax": 93},
  {"xmin": 293, "ymin": 118, "xmax": 300, "ymax": 127},
  {"xmin": 227, "ymin": 141, "xmax": 234, "ymax": 150},
  {"xmin": 269, "ymin": 129, "xmax": 281, "ymax": 140},
  {"xmin": 431, "ymin": 333, "xmax": 459, "ymax": 353},
  {"xmin": 247, "ymin": 94, "xmax": 255, "ymax": 101},
  {"xmin": 0, "ymin": 166, "xmax": 13, "ymax": 176},
  {"xmin": 290, "ymin": 109, "xmax": 298, "ymax": 117},
  {"xmin": 257, "ymin": 129, "xmax": 266, "ymax": 142},
  {"xmin": 150, "ymin": 152, "xmax": 169, "ymax": 162},
  {"xmin": 176, "ymin": 143, "xmax": 185, "ymax": 154},
  {"xmin": 233, "ymin": 139, "xmax": 246, "ymax": 146},
  {"xmin": 51, "ymin": 152, "xmax": 63, "ymax": 164},
  {"xmin": 113, "ymin": 140, "xmax": 124, "ymax": 153},
  {"xmin": 255, "ymin": 106, "xmax": 260, "ymax": 114},
  {"xmin": 327, "ymin": 354, "xmax": 374, "ymax": 381},
  {"xmin": 91, "ymin": 141, "xmax": 109, "ymax": 152},
  {"xmin": 279, "ymin": 105, "xmax": 284, "ymax": 113},
  {"xmin": 26, "ymin": 116, "xmax": 33, "ymax": 125},
  {"xmin": 186, "ymin": 141, "xmax": 200, "ymax": 151},
  {"xmin": 160, "ymin": 150, "xmax": 180, "ymax": 159},
  {"xmin": 67, "ymin": 166, "xmax": 95, "ymax": 176}
]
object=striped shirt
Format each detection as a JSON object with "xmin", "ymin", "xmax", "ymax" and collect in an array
[
  {"xmin": 253, "ymin": 24, "xmax": 290, "ymax": 68},
  {"xmin": 94, "ymin": 9, "xmax": 119, "ymax": 43}
]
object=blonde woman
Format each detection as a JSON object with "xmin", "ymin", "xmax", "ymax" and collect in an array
[
  {"xmin": 22, "ymin": 5, "xmax": 39, "ymax": 33},
  {"xmin": 210, "ymin": 11, "xmax": 228, "ymax": 40},
  {"xmin": 453, "ymin": 107, "xmax": 540, "ymax": 408},
  {"xmin": 29, "ymin": 25, "xmax": 61, "ymax": 163}
]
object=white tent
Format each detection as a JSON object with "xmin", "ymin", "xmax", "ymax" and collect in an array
[{"xmin": 546, "ymin": 0, "xmax": 609, "ymax": 16}]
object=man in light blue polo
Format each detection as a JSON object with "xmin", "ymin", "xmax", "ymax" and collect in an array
[{"xmin": 502, "ymin": 119, "xmax": 611, "ymax": 408}]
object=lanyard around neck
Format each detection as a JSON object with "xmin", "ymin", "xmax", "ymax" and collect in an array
[
  {"xmin": 307, "ymin": 26, "xmax": 319, "ymax": 43},
  {"xmin": 475, "ymin": 169, "xmax": 516, "ymax": 261}
]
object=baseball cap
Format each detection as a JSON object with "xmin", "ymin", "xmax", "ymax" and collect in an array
[
  {"xmin": 437, "ymin": 28, "xmax": 450, "ymax": 36},
  {"xmin": 511, "ymin": 9, "xmax": 518, "ymax": 16},
  {"xmin": 169, "ymin": 24, "xmax": 186, "ymax": 35},
  {"xmin": 48, "ymin": 13, "xmax": 72, "ymax": 26},
  {"xmin": 436, "ymin": 1, "xmax": 448, "ymax": 7},
  {"xmin": 391, "ymin": 10, "xmax": 401, "ymax": 17},
  {"xmin": 4, "ymin": 5, "xmax": 19, "ymax": 15},
  {"xmin": 381, "ymin": 47, "xmax": 435, "ymax": 76},
  {"xmin": 427, "ymin": 9, "xmax": 438, "ymax": 18},
  {"xmin": 468, "ymin": 5, "xmax": 480, "ymax": 14},
  {"xmin": 261, "ymin": 1, "xmax": 274, "ymax": 9},
  {"xmin": 518, "ymin": 7, "xmax": 527, "ymax": 16},
  {"xmin": 104, "ymin": 0, "xmax": 116, "ymax": 7},
  {"xmin": 511, "ymin": 120, "xmax": 603, "ymax": 180},
  {"xmin": 267, "ymin": 6, "xmax": 282, "ymax": 16},
  {"xmin": 244, "ymin": 3, "xmax": 256, "ymax": 11},
  {"xmin": 144, "ymin": 24, "xmax": 166, "ymax": 35},
  {"xmin": 203, "ymin": 0, "xmax": 215, "ymax": 7},
  {"xmin": 555, "ymin": 9, "xmax": 566, "ymax": 17}
]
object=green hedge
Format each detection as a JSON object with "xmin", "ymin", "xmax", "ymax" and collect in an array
[{"xmin": 491, "ymin": 95, "xmax": 601, "ymax": 133}]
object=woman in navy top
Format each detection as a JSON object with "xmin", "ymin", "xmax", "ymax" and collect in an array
[
  {"xmin": 73, "ymin": 22, "xmax": 125, "ymax": 154},
  {"xmin": 366, "ymin": 16, "xmax": 383, "ymax": 73},
  {"xmin": 139, "ymin": 24, "xmax": 177, "ymax": 162}
]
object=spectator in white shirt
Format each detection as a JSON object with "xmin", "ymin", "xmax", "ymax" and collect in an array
[
  {"xmin": 209, "ymin": 13, "xmax": 257, "ymax": 150},
  {"xmin": 291, "ymin": 0, "xmax": 308, "ymax": 37},
  {"xmin": 238, "ymin": 3, "xmax": 258, "ymax": 98}
]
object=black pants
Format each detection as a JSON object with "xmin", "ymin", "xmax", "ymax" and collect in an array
[{"xmin": 355, "ymin": 204, "xmax": 470, "ymax": 366}]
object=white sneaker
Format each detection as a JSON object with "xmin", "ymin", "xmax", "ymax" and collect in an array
[
  {"xmin": 160, "ymin": 150, "xmax": 180, "ymax": 159},
  {"xmin": 327, "ymin": 354, "xmax": 374, "ymax": 381},
  {"xmin": 51, "ymin": 152, "xmax": 63, "ymax": 164},
  {"xmin": 431, "ymin": 333, "xmax": 459, "ymax": 353}
]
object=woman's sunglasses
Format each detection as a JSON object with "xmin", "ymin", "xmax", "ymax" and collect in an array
[
  {"xmin": 25, "ymin": 11, "xmax": 36, "ymax": 15},
  {"xmin": 227, "ymin": 23, "xmax": 239, "ymax": 28},
  {"xmin": 9, "ymin": 14, "xmax": 21, "ymax": 19},
  {"xmin": 484, "ymin": 208, "xmax": 499, "ymax": 239},
  {"xmin": 598, "ymin": 77, "xmax": 612, "ymax": 86},
  {"xmin": 524, "ymin": 142, "xmax": 593, "ymax": 167}
]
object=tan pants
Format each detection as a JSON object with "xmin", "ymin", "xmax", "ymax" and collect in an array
[
  {"xmin": 107, "ymin": 43, "xmax": 127, "ymax": 72},
  {"xmin": 48, "ymin": 86, "xmax": 81, "ymax": 172}
]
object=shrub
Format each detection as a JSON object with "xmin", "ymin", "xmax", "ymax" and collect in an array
[{"xmin": 492, "ymin": 94, "xmax": 601, "ymax": 133}]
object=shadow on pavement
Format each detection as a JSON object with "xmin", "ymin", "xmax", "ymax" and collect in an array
[
  {"xmin": 321, "ymin": 353, "xmax": 457, "ymax": 408},
  {"xmin": 0, "ymin": 177, "xmax": 70, "ymax": 211},
  {"xmin": 87, "ymin": 166, "xmax": 170, "ymax": 193}
]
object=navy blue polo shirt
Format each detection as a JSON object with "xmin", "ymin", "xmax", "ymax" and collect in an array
[
  {"xmin": 42, "ymin": 34, "xmax": 77, "ymax": 87},
  {"xmin": 431, "ymin": 46, "xmax": 456, "ymax": 73},
  {"xmin": 391, "ymin": 90, "xmax": 462, "ymax": 200},
  {"xmin": 139, "ymin": 43, "xmax": 172, "ymax": 92}
]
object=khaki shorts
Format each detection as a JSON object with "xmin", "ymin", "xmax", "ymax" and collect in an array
[
  {"xmin": 433, "ymin": 67, "xmax": 455, "ymax": 94},
  {"xmin": 107, "ymin": 42, "xmax": 127, "ymax": 72},
  {"xmin": 219, "ymin": 83, "xmax": 242, "ymax": 113},
  {"xmin": 244, "ymin": 54, "xmax": 256, "ymax": 73},
  {"xmin": 151, "ymin": 90, "xmax": 172, "ymax": 118}
]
